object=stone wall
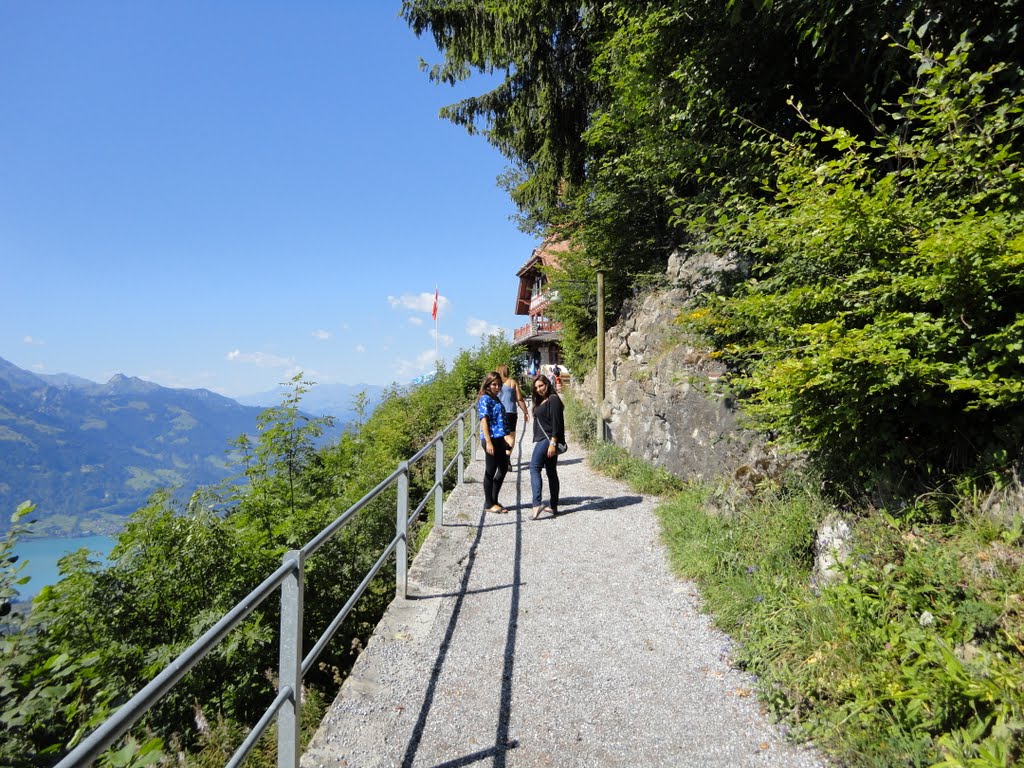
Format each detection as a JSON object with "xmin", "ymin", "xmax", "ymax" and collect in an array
[
  {"xmin": 573, "ymin": 248, "xmax": 847, "ymax": 574},
  {"xmin": 574, "ymin": 249, "xmax": 782, "ymax": 485}
]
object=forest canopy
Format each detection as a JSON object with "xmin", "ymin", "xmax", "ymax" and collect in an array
[{"xmin": 402, "ymin": 0, "xmax": 1024, "ymax": 491}]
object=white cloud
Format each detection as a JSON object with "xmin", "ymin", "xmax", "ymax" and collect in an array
[
  {"xmin": 407, "ymin": 316, "xmax": 423, "ymax": 327},
  {"xmin": 312, "ymin": 329, "xmax": 330, "ymax": 341},
  {"xmin": 430, "ymin": 329, "xmax": 454, "ymax": 347},
  {"xmin": 395, "ymin": 349, "xmax": 440, "ymax": 378},
  {"xmin": 387, "ymin": 291, "xmax": 448, "ymax": 317},
  {"xmin": 466, "ymin": 317, "xmax": 503, "ymax": 337},
  {"xmin": 355, "ymin": 344, "xmax": 366, "ymax": 353},
  {"xmin": 225, "ymin": 349, "xmax": 295, "ymax": 368},
  {"xmin": 30, "ymin": 363, "xmax": 45, "ymax": 372},
  {"xmin": 142, "ymin": 369, "xmax": 219, "ymax": 390},
  {"xmin": 23, "ymin": 335, "xmax": 44, "ymax": 345}
]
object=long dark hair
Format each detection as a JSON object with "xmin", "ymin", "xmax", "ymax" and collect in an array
[
  {"xmin": 478, "ymin": 371, "xmax": 503, "ymax": 403},
  {"xmin": 531, "ymin": 375, "xmax": 552, "ymax": 415}
]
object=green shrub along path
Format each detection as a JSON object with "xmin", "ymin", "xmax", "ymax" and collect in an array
[{"xmin": 0, "ymin": 336, "xmax": 525, "ymax": 767}]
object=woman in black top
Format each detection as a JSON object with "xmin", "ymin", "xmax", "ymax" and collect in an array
[{"xmin": 529, "ymin": 375, "xmax": 564, "ymax": 519}]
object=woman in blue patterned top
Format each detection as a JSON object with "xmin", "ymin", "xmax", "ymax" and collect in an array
[{"xmin": 477, "ymin": 371, "xmax": 510, "ymax": 513}]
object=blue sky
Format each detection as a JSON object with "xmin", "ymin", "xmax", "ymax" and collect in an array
[{"xmin": 0, "ymin": 3, "xmax": 538, "ymax": 398}]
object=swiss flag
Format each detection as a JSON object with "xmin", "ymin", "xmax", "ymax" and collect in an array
[{"xmin": 431, "ymin": 288, "xmax": 438, "ymax": 321}]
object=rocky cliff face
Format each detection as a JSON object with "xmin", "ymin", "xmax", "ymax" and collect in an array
[
  {"xmin": 576, "ymin": 249, "xmax": 782, "ymax": 486},
  {"xmin": 574, "ymin": 250, "xmax": 852, "ymax": 576}
]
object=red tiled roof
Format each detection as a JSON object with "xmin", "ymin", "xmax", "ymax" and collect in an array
[{"xmin": 515, "ymin": 236, "xmax": 569, "ymax": 277}]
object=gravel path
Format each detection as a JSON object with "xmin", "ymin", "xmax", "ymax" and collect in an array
[{"xmin": 302, "ymin": 438, "xmax": 826, "ymax": 768}]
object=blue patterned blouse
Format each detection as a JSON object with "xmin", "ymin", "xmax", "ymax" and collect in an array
[{"xmin": 477, "ymin": 395, "xmax": 508, "ymax": 441}]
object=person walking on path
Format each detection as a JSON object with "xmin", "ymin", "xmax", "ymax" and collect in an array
[
  {"xmin": 529, "ymin": 374, "xmax": 564, "ymax": 519},
  {"xmin": 495, "ymin": 364, "xmax": 529, "ymax": 453},
  {"xmin": 477, "ymin": 371, "xmax": 510, "ymax": 514}
]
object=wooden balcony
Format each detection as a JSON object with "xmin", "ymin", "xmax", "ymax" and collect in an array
[
  {"xmin": 529, "ymin": 290, "xmax": 557, "ymax": 313},
  {"xmin": 513, "ymin": 319, "xmax": 562, "ymax": 342}
]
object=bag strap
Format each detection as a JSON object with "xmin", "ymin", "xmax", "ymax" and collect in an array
[
  {"xmin": 537, "ymin": 415, "xmax": 557, "ymax": 444},
  {"xmin": 537, "ymin": 395, "xmax": 562, "ymax": 440}
]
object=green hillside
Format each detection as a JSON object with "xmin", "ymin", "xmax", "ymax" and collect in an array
[{"xmin": 0, "ymin": 357, "xmax": 266, "ymax": 535}]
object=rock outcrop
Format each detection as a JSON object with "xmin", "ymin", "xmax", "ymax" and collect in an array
[
  {"xmin": 575, "ymin": 248, "xmax": 786, "ymax": 487},
  {"xmin": 575, "ymin": 247, "xmax": 852, "ymax": 577}
]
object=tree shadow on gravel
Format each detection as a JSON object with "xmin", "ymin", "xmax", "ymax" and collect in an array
[
  {"xmin": 400, "ymin": 460, "xmax": 527, "ymax": 767},
  {"xmin": 408, "ymin": 582, "xmax": 517, "ymax": 601},
  {"xmin": 444, "ymin": 515, "xmax": 522, "ymax": 530}
]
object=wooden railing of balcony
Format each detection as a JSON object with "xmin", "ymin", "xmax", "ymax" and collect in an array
[{"xmin": 513, "ymin": 320, "xmax": 562, "ymax": 341}]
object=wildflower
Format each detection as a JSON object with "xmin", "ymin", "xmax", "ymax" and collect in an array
[
  {"xmin": 919, "ymin": 611, "xmax": 935, "ymax": 627},
  {"xmin": 746, "ymin": 565, "xmax": 759, "ymax": 574},
  {"xmin": 753, "ymin": 595, "xmax": 764, "ymax": 603}
]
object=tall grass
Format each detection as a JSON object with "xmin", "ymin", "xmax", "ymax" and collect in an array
[
  {"xmin": 561, "ymin": 389, "xmax": 598, "ymax": 448},
  {"xmin": 655, "ymin": 484, "xmax": 1024, "ymax": 767}
]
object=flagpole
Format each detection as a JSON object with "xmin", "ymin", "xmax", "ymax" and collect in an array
[{"xmin": 433, "ymin": 285, "xmax": 439, "ymax": 365}]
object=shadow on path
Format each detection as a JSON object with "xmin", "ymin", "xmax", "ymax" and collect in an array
[
  {"xmin": 493, "ymin": 454, "xmax": 525, "ymax": 768},
  {"xmin": 400, "ymin": 431, "xmax": 528, "ymax": 768},
  {"xmin": 551, "ymin": 494, "xmax": 645, "ymax": 516},
  {"xmin": 401, "ymin": 507, "xmax": 489, "ymax": 767}
]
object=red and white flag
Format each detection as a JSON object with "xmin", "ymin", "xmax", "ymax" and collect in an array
[{"xmin": 431, "ymin": 287, "xmax": 439, "ymax": 321}]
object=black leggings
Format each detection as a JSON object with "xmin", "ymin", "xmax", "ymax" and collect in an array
[{"xmin": 482, "ymin": 439, "xmax": 510, "ymax": 508}]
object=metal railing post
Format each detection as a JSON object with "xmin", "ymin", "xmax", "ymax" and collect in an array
[
  {"xmin": 396, "ymin": 461, "xmax": 409, "ymax": 599},
  {"xmin": 457, "ymin": 418, "xmax": 465, "ymax": 485},
  {"xmin": 435, "ymin": 432, "xmax": 444, "ymax": 525},
  {"xmin": 278, "ymin": 550, "xmax": 304, "ymax": 768}
]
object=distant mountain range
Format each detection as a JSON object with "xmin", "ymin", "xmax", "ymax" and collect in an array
[
  {"xmin": 0, "ymin": 357, "xmax": 383, "ymax": 536},
  {"xmin": 236, "ymin": 382, "xmax": 385, "ymax": 422}
]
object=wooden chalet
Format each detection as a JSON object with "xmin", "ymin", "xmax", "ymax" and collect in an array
[{"xmin": 513, "ymin": 237, "xmax": 569, "ymax": 380}]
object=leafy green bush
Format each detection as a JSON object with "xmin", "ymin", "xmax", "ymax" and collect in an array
[
  {"xmin": 680, "ymin": 40, "xmax": 1024, "ymax": 495},
  {"xmin": 560, "ymin": 390, "xmax": 598, "ymax": 449}
]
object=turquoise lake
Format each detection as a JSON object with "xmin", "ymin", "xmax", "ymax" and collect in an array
[{"xmin": 10, "ymin": 535, "xmax": 116, "ymax": 601}]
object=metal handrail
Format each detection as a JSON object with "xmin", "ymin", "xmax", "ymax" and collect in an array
[{"xmin": 56, "ymin": 403, "xmax": 479, "ymax": 768}]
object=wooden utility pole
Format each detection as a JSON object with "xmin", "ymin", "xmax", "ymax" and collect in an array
[{"xmin": 596, "ymin": 270, "xmax": 606, "ymax": 441}]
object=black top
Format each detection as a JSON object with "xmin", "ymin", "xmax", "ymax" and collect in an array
[{"xmin": 532, "ymin": 395, "xmax": 565, "ymax": 444}]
